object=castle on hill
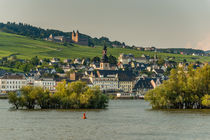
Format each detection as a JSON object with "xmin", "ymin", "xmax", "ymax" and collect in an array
[
  {"xmin": 71, "ymin": 30, "xmax": 89, "ymax": 45},
  {"xmin": 45, "ymin": 30, "xmax": 89, "ymax": 46}
]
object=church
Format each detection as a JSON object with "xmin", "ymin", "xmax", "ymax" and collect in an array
[
  {"xmin": 71, "ymin": 30, "xmax": 89, "ymax": 46},
  {"xmin": 45, "ymin": 30, "xmax": 89, "ymax": 46},
  {"xmin": 100, "ymin": 45, "xmax": 110, "ymax": 70}
]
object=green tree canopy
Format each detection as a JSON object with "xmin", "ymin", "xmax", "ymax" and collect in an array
[
  {"xmin": 145, "ymin": 64, "xmax": 210, "ymax": 109},
  {"xmin": 8, "ymin": 81, "xmax": 109, "ymax": 109}
]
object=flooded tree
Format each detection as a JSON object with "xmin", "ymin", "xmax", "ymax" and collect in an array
[
  {"xmin": 8, "ymin": 81, "xmax": 109, "ymax": 109},
  {"xmin": 145, "ymin": 64, "xmax": 210, "ymax": 109}
]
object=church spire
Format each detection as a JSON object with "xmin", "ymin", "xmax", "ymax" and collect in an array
[
  {"xmin": 103, "ymin": 45, "xmax": 107, "ymax": 55},
  {"xmin": 101, "ymin": 45, "xmax": 108, "ymax": 63}
]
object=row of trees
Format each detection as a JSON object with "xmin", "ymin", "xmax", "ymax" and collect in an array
[
  {"xmin": 0, "ymin": 55, "xmax": 66, "ymax": 74},
  {"xmin": 0, "ymin": 22, "xmax": 69, "ymax": 39},
  {"xmin": 145, "ymin": 64, "xmax": 210, "ymax": 109},
  {"xmin": 8, "ymin": 81, "xmax": 109, "ymax": 109},
  {"xmin": 0, "ymin": 55, "xmax": 43, "ymax": 72}
]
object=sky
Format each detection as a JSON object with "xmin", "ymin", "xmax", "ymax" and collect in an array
[{"xmin": 0, "ymin": 0, "xmax": 210, "ymax": 51}]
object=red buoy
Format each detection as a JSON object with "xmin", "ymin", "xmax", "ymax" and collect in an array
[{"xmin": 83, "ymin": 113, "xmax": 87, "ymax": 119}]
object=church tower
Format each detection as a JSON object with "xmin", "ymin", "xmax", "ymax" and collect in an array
[
  {"xmin": 100, "ymin": 45, "xmax": 110, "ymax": 70},
  {"xmin": 72, "ymin": 30, "xmax": 79, "ymax": 43},
  {"xmin": 75, "ymin": 30, "xmax": 79, "ymax": 42}
]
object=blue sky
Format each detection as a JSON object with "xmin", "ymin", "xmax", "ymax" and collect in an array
[{"xmin": 0, "ymin": 0, "xmax": 210, "ymax": 50}]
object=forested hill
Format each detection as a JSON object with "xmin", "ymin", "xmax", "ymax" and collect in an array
[
  {"xmin": 157, "ymin": 48, "xmax": 206, "ymax": 55},
  {"xmin": 0, "ymin": 22, "xmax": 126, "ymax": 48},
  {"xmin": 0, "ymin": 22, "xmax": 208, "ymax": 54}
]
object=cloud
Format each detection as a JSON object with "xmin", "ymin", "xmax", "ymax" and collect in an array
[
  {"xmin": 185, "ymin": 35, "xmax": 210, "ymax": 51},
  {"xmin": 196, "ymin": 35, "xmax": 210, "ymax": 51}
]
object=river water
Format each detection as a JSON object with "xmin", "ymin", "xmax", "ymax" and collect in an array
[{"xmin": 1, "ymin": 100, "xmax": 210, "ymax": 140}]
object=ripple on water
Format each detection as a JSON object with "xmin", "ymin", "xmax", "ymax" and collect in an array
[{"xmin": 1, "ymin": 100, "xmax": 210, "ymax": 140}]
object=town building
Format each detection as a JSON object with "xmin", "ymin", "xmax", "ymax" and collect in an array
[
  {"xmin": 63, "ymin": 59, "xmax": 72, "ymax": 63},
  {"xmin": 89, "ymin": 70, "xmax": 119, "ymax": 92},
  {"xmin": 34, "ymin": 78, "xmax": 56, "ymax": 91},
  {"xmin": 118, "ymin": 53, "xmax": 149, "ymax": 64},
  {"xmin": 69, "ymin": 72, "xmax": 83, "ymax": 81},
  {"xmin": 152, "ymin": 69, "xmax": 165, "ymax": 77},
  {"xmin": 118, "ymin": 53, "xmax": 134, "ymax": 64},
  {"xmin": 133, "ymin": 78, "xmax": 153, "ymax": 96},
  {"xmin": 118, "ymin": 79, "xmax": 133, "ymax": 93},
  {"xmin": 0, "ymin": 74, "xmax": 27, "ymax": 93},
  {"xmin": 74, "ymin": 58, "xmax": 82, "ymax": 64},
  {"xmin": 88, "ymin": 69, "xmax": 136, "ymax": 93},
  {"xmin": 51, "ymin": 58, "xmax": 60, "ymax": 63}
]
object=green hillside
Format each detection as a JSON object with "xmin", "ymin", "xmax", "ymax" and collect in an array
[{"xmin": 0, "ymin": 31, "xmax": 209, "ymax": 62}]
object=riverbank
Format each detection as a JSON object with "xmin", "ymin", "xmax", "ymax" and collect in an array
[{"xmin": 0, "ymin": 94, "xmax": 8, "ymax": 99}]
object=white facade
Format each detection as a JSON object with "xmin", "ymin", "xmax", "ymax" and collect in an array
[
  {"xmin": 92, "ymin": 79, "xmax": 118, "ymax": 91},
  {"xmin": 90, "ymin": 75, "xmax": 119, "ymax": 91},
  {"xmin": 0, "ymin": 75, "xmax": 27, "ymax": 92},
  {"xmin": 34, "ymin": 78, "xmax": 56, "ymax": 91},
  {"xmin": 26, "ymin": 76, "xmax": 35, "ymax": 85}
]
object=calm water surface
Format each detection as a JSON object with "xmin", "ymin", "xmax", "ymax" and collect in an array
[{"xmin": 0, "ymin": 100, "xmax": 210, "ymax": 140}]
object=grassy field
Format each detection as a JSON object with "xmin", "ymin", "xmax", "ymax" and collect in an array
[{"xmin": 0, "ymin": 31, "xmax": 209, "ymax": 62}]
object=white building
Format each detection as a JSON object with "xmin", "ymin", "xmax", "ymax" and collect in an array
[
  {"xmin": 0, "ymin": 74, "xmax": 27, "ymax": 93},
  {"xmin": 89, "ymin": 70, "xmax": 119, "ymax": 91},
  {"xmin": 88, "ymin": 70, "xmax": 135, "ymax": 93},
  {"xmin": 34, "ymin": 78, "xmax": 56, "ymax": 91}
]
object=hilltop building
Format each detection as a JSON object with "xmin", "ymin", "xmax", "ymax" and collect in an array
[
  {"xmin": 45, "ymin": 34, "xmax": 67, "ymax": 43},
  {"xmin": 71, "ymin": 30, "xmax": 89, "ymax": 45},
  {"xmin": 45, "ymin": 30, "xmax": 88, "ymax": 46}
]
